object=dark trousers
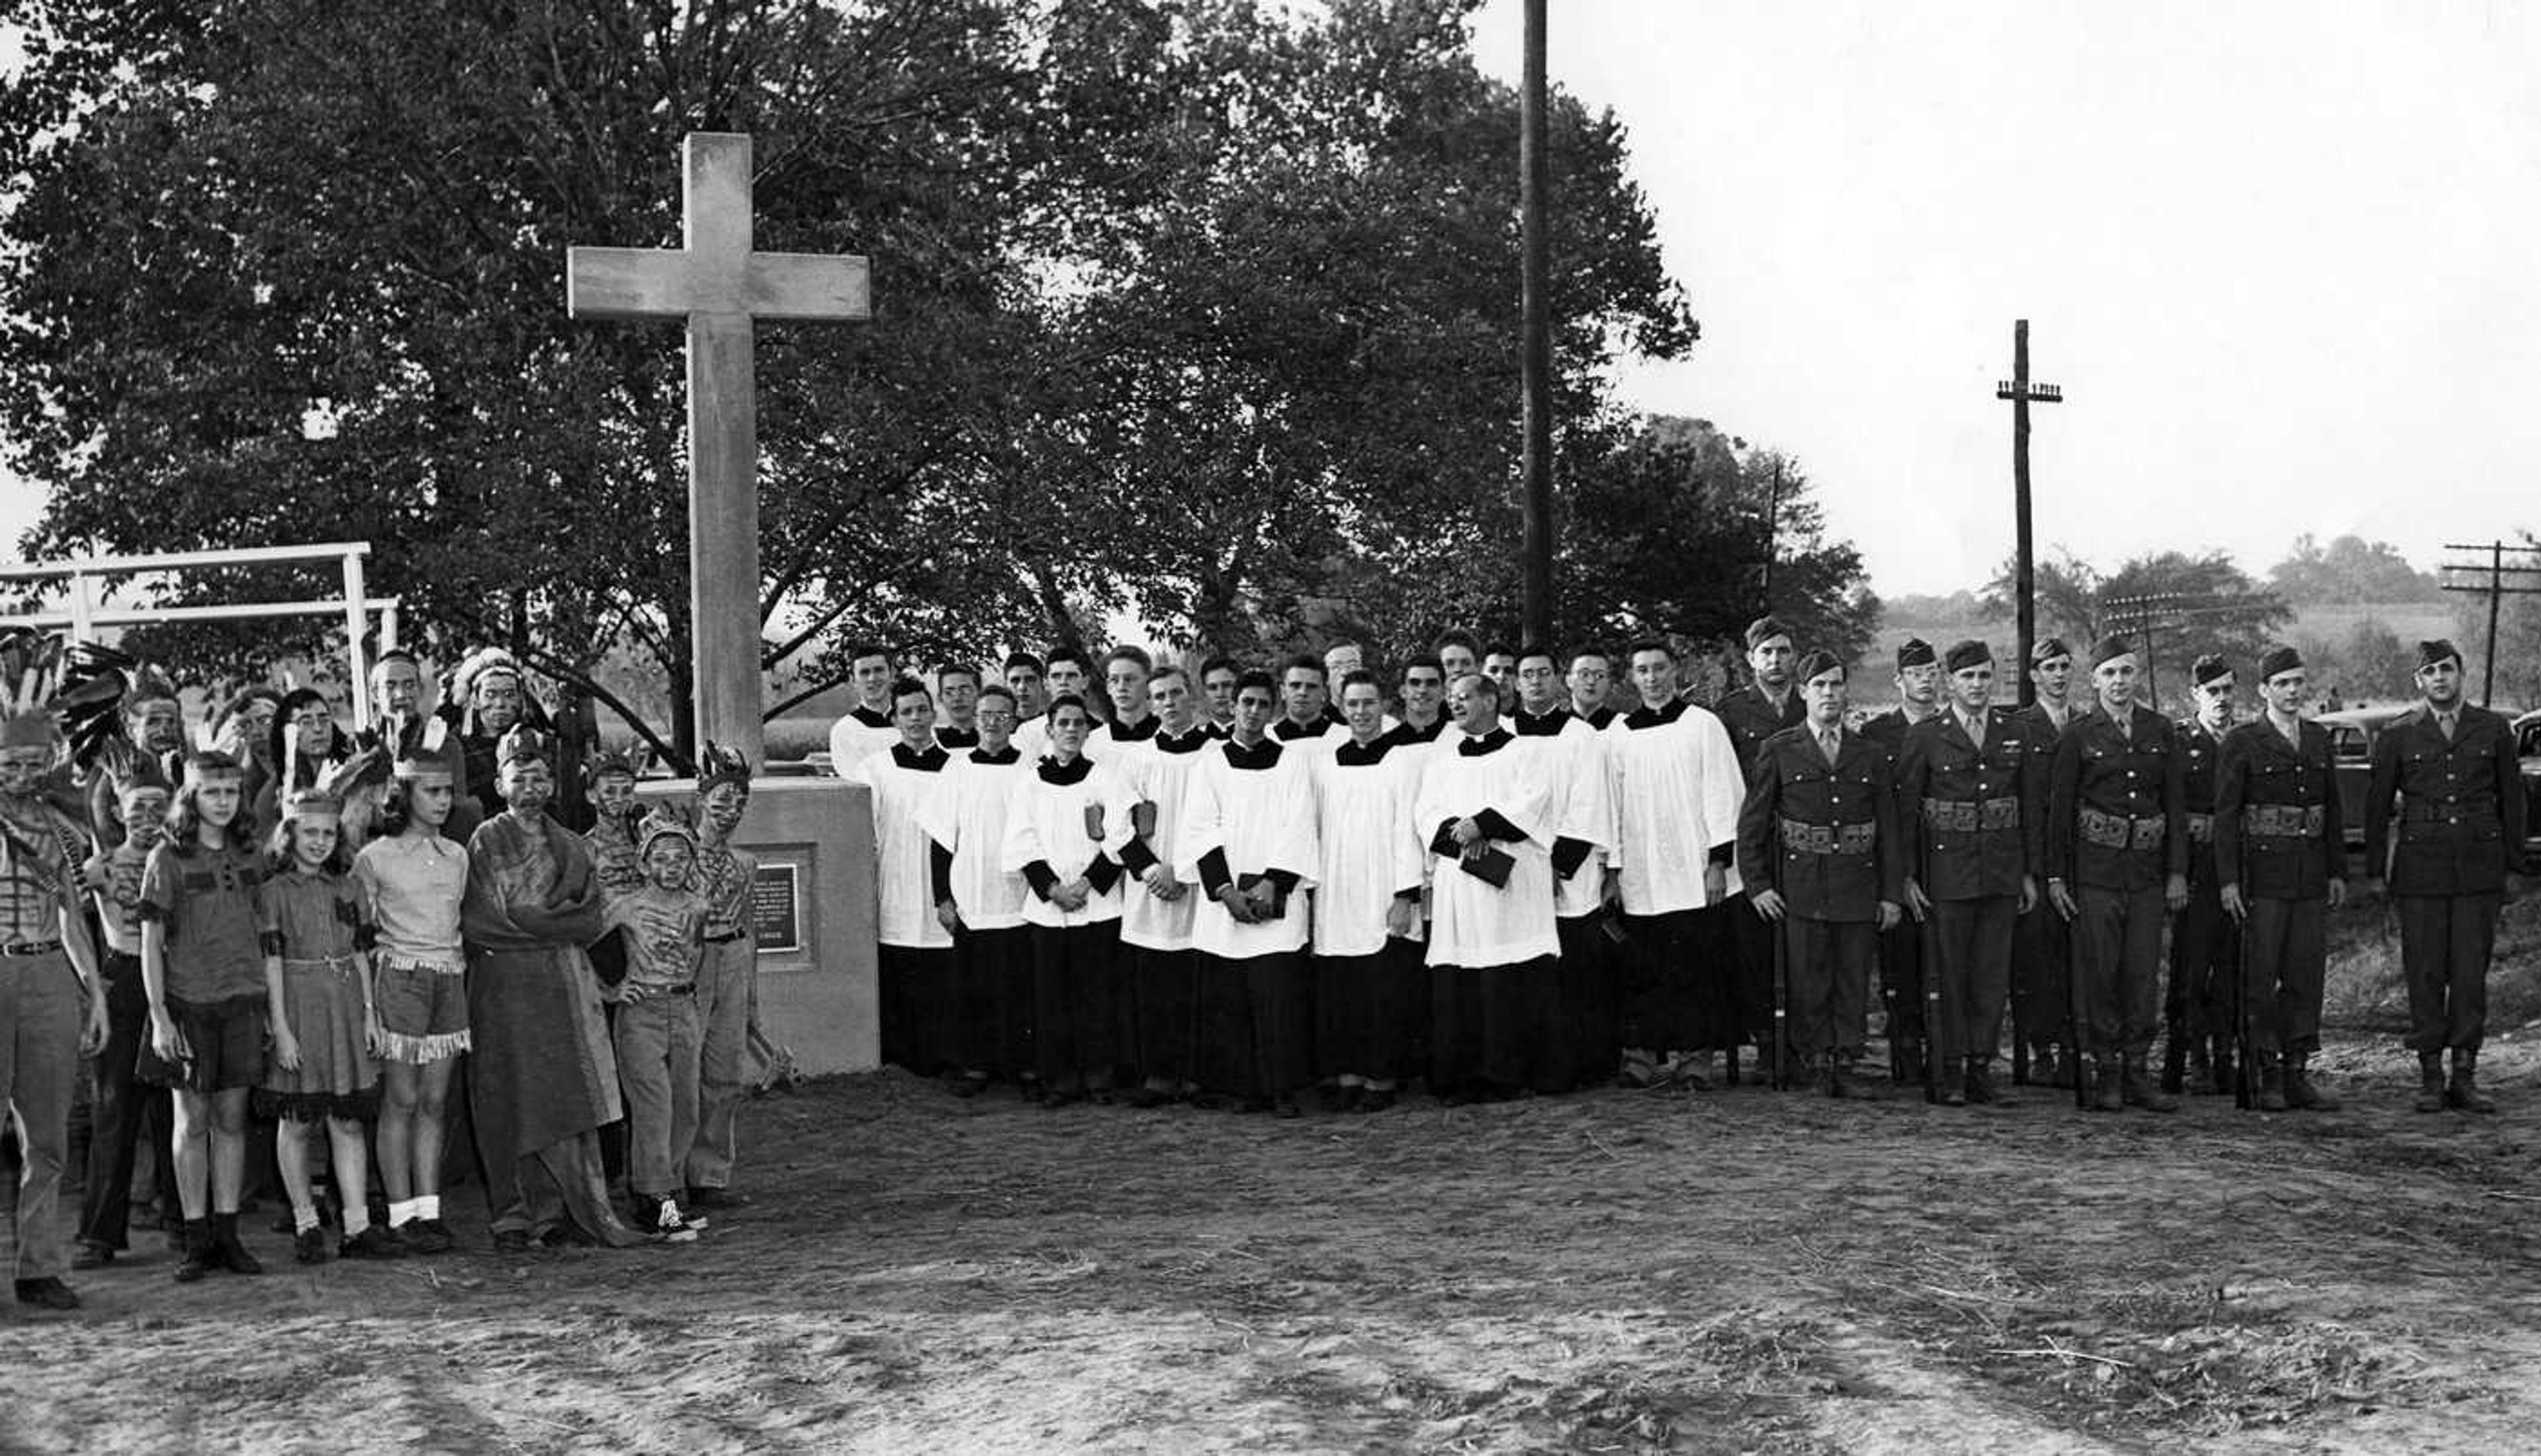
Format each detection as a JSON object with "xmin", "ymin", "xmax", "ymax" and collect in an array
[
  {"xmin": 2071, "ymin": 884, "xmax": 2166, "ymax": 1058},
  {"xmin": 1031, "ymin": 922, "xmax": 1123, "ymax": 1087},
  {"xmin": 879, "ymin": 943, "xmax": 961, "ymax": 1078},
  {"xmin": 2010, "ymin": 900, "xmax": 2071, "ymax": 1051},
  {"xmin": 957, "ymin": 925, "xmax": 1035, "ymax": 1079},
  {"xmin": 1430, "ymin": 957, "xmax": 1561, "ymax": 1091},
  {"xmin": 2397, "ymin": 892, "xmax": 2501, "ymax": 1053},
  {"xmin": 1930, "ymin": 896, "xmax": 2017, "ymax": 1064},
  {"xmin": 1728, "ymin": 894, "xmax": 1775, "ymax": 1049},
  {"xmin": 1198, "ymin": 951, "xmax": 1311, "ymax": 1100},
  {"xmin": 76, "ymin": 952, "xmax": 169, "ymax": 1252},
  {"xmin": 2238, "ymin": 896, "xmax": 2327, "ymax": 1058},
  {"xmin": 1619, "ymin": 905, "xmax": 1732, "ymax": 1052},
  {"xmin": 1783, "ymin": 916, "xmax": 1875, "ymax": 1060},
  {"xmin": 1314, "ymin": 940, "xmax": 1424, "ymax": 1084},
  {"xmin": 2166, "ymin": 875, "xmax": 2233, "ymax": 1050},
  {"xmin": 1555, "ymin": 914, "xmax": 1621, "ymax": 1086},
  {"xmin": 1131, "ymin": 943, "xmax": 1198, "ymax": 1084}
]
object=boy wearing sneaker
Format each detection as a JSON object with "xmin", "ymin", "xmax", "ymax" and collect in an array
[{"xmin": 602, "ymin": 808, "xmax": 710, "ymax": 1244}]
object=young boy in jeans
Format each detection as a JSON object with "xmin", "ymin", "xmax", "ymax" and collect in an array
[{"xmin": 603, "ymin": 808, "xmax": 710, "ymax": 1243}]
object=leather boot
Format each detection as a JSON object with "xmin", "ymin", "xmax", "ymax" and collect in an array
[
  {"xmin": 2090, "ymin": 1058, "xmax": 2123, "ymax": 1112},
  {"xmin": 2121, "ymin": 1055, "xmax": 2179, "ymax": 1113},
  {"xmin": 2256, "ymin": 1059, "xmax": 2288, "ymax": 1113},
  {"xmin": 2413, "ymin": 1052, "xmax": 2448, "ymax": 1114},
  {"xmin": 1965, "ymin": 1057, "xmax": 2012, "ymax": 1107},
  {"xmin": 173, "ymin": 1220, "xmax": 216, "ymax": 1283},
  {"xmin": 2210, "ymin": 1043, "xmax": 2237, "ymax": 1100},
  {"xmin": 212, "ymin": 1212, "xmax": 263, "ymax": 1275},
  {"xmin": 2187, "ymin": 1045, "xmax": 2218, "ymax": 1096},
  {"xmin": 1828, "ymin": 1056, "xmax": 1884, "ymax": 1101},
  {"xmin": 2449, "ymin": 1049, "xmax": 2497, "ymax": 1114},
  {"xmin": 2284, "ymin": 1054, "xmax": 2339, "ymax": 1111},
  {"xmin": 2053, "ymin": 1046, "xmax": 2080, "ymax": 1091},
  {"xmin": 1938, "ymin": 1056, "xmax": 1967, "ymax": 1107}
]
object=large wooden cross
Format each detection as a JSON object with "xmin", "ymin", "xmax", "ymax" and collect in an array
[{"xmin": 567, "ymin": 132, "xmax": 869, "ymax": 767}]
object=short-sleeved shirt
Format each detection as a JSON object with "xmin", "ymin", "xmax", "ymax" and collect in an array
[
  {"xmin": 140, "ymin": 839, "xmax": 267, "ymax": 1003},
  {"xmin": 695, "ymin": 837, "xmax": 756, "ymax": 939},
  {"xmin": 263, "ymin": 867, "xmax": 371, "ymax": 963},
  {"xmin": 85, "ymin": 841, "xmax": 156, "ymax": 955},
  {"xmin": 605, "ymin": 886, "xmax": 707, "ymax": 997},
  {"xmin": 354, "ymin": 833, "xmax": 468, "ymax": 968}
]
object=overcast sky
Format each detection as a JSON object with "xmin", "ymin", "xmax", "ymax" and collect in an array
[
  {"xmin": 1468, "ymin": 0, "xmax": 2541, "ymax": 596},
  {"xmin": 8, "ymin": 7, "xmax": 2538, "ymax": 602}
]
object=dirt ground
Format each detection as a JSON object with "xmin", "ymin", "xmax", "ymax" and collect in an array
[{"xmin": 5, "ymin": 1006, "xmax": 2539, "ymax": 1455}]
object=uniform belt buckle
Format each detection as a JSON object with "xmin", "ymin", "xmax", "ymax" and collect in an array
[{"xmin": 1, "ymin": 938, "xmax": 63, "ymax": 957}]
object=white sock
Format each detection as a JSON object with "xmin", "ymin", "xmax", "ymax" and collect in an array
[
  {"xmin": 388, "ymin": 1199, "xmax": 419, "ymax": 1227},
  {"xmin": 415, "ymin": 1195, "xmax": 441, "ymax": 1222},
  {"xmin": 292, "ymin": 1204, "xmax": 320, "ymax": 1234},
  {"xmin": 341, "ymin": 1203, "xmax": 372, "ymax": 1236}
]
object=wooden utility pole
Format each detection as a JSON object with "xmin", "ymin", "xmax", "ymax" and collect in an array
[
  {"xmin": 2439, "ymin": 540, "xmax": 2541, "ymax": 706},
  {"xmin": 1518, "ymin": 0, "xmax": 1554, "ymax": 649},
  {"xmin": 1996, "ymin": 321, "xmax": 2063, "ymax": 707},
  {"xmin": 1760, "ymin": 458, "xmax": 1783, "ymax": 605}
]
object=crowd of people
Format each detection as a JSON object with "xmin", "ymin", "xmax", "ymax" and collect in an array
[
  {"xmin": 826, "ymin": 624, "xmax": 2522, "ymax": 1129},
  {"xmin": 1, "ymin": 616, "xmax": 2523, "ymax": 1318},
  {"xmin": 1, "ymin": 641, "xmax": 764, "ymax": 1314}
]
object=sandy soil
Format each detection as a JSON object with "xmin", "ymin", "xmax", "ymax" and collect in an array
[{"xmin": 6, "ymin": 1017, "xmax": 2538, "ymax": 1455}]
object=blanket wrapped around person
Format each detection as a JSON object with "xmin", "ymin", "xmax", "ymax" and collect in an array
[{"xmin": 463, "ymin": 808, "xmax": 643, "ymax": 1247}]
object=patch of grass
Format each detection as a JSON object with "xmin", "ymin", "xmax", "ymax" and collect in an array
[{"xmin": 2326, "ymin": 884, "xmax": 2541, "ymax": 1033}]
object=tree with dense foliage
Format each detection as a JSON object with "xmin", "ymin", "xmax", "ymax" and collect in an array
[
  {"xmin": 2268, "ymin": 533, "xmax": 2442, "ymax": 605},
  {"xmin": 1984, "ymin": 548, "xmax": 2292, "ymax": 710},
  {"xmin": 1, "ymin": 0, "xmax": 1702, "ymax": 759}
]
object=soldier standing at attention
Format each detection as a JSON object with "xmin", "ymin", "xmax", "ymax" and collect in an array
[
  {"xmin": 1715, "ymin": 617, "xmax": 1804, "ymax": 1085},
  {"xmin": 2010, "ymin": 637, "xmax": 2080, "ymax": 1087},
  {"xmin": 1858, "ymin": 638, "xmax": 1943, "ymax": 1084},
  {"xmin": 1895, "ymin": 640, "xmax": 2045, "ymax": 1107},
  {"xmin": 2168, "ymin": 656, "xmax": 2237, "ymax": 1095},
  {"xmin": 2213, "ymin": 646, "xmax": 2346, "ymax": 1113},
  {"xmin": 2046, "ymin": 636, "xmax": 2187, "ymax": 1114},
  {"xmin": 2363, "ymin": 639, "xmax": 2526, "ymax": 1113},
  {"xmin": 1738, "ymin": 650, "xmax": 1904, "ymax": 1099}
]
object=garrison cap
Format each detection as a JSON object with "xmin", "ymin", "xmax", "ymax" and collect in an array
[
  {"xmin": 2258, "ymin": 645, "xmax": 2303, "ymax": 682},
  {"xmin": 2418, "ymin": 639, "xmax": 2463, "ymax": 669},
  {"xmin": 2087, "ymin": 634, "xmax": 2136, "ymax": 669},
  {"xmin": 1795, "ymin": 648, "xmax": 1846, "ymax": 685},
  {"xmin": 1744, "ymin": 617, "xmax": 1796, "ymax": 651},
  {"xmin": 2191, "ymin": 654, "xmax": 2232, "ymax": 687},
  {"xmin": 1943, "ymin": 639, "xmax": 1992, "ymax": 674},
  {"xmin": 2030, "ymin": 636, "xmax": 2073, "ymax": 666},
  {"xmin": 1894, "ymin": 638, "xmax": 1937, "ymax": 671}
]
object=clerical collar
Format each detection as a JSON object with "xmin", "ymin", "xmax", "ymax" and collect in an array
[
  {"xmin": 1513, "ymin": 706, "xmax": 1570, "ymax": 736},
  {"xmin": 1038, "ymin": 755, "xmax": 1092, "ymax": 785},
  {"xmin": 935, "ymin": 726, "xmax": 979, "ymax": 749},
  {"xmin": 969, "ymin": 746, "xmax": 1020, "ymax": 765},
  {"xmin": 1625, "ymin": 698, "xmax": 1690, "ymax": 730},
  {"xmin": 1272, "ymin": 717, "xmax": 1325, "ymax": 742},
  {"xmin": 1223, "ymin": 738, "xmax": 1282, "ymax": 771},
  {"xmin": 851, "ymin": 704, "xmax": 892, "ymax": 728},
  {"xmin": 891, "ymin": 742, "xmax": 949, "ymax": 773},
  {"xmin": 1155, "ymin": 724, "xmax": 1211, "ymax": 755},
  {"xmin": 1574, "ymin": 705, "xmax": 1617, "ymax": 730},
  {"xmin": 1333, "ymin": 734, "xmax": 1398, "ymax": 766},
  {"xmin": 1398, "ymin": 716, "xmax": 1448, "ymax": 743},
  {"xmin": 1456, "ymin": 726, "xmax": 1514, "ymax": 756},
  {"xmin": 1107, "ymin": 714, "xmax": 1159, "ymax": 743}
]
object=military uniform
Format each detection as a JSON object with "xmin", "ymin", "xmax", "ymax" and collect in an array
[
  {"xmin": 1735, "ymin": 721, "xmax": 1903, "ymax": 1095},
  {"xmin": 2362, "ymin": 690, "xmax": 2525, "ymax": 1111},
  {"xmin": 2007, "ymin": 696, "xmax": 2078, "ymax": 1082},
  {"xmin": 2213, "ymin": 710, "xmax": 2344, "ymax": 1109},
  {"xmin": 2047, "ymin": 699, "xmax": 2186, "ymax": 1110},
  {"xmin": 1714, "ymin": 682, "xmax": 1802, "ymax": 1080},
  {"xmin": 1858, "ymin": 705, "xmax": 1940, "ymax": 1080},
  {"xmin": 1895, "ymin": 703, "xmax": 2046, "ymax": 1102},
  {"xmin": 2165, "ymin": 714, "xmax": 2235, "ymax": 1093}
]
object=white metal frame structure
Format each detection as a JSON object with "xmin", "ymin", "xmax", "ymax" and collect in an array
[{"xmin": 0, "ymin": 541, "xmax": 400, "ymax": 730}]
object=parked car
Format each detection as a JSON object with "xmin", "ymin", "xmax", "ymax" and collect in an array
[
  {"xmin": 2514, "ymin": 709, "xmax": 2541, "ymax": 854},
  {"xmin": 2317, "ymin": 703, "xmax": 2418, "ymax": 848}
]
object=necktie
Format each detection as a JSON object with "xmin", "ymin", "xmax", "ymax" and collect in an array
[
  {"xmin": 1965, "ymin": 712, "xmax": 1986, "ymax": 749},
  {"xmin": 2440, "ymin": 712, "xmax": 2456, "ymax": 742},
  {"xmin": 2114, "ymin": 710, "xmax": 2130, "ymax": 745},
  {"xmin": 1819, "ymin": 728, "xmax": 1840, "ymax": 764}
]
